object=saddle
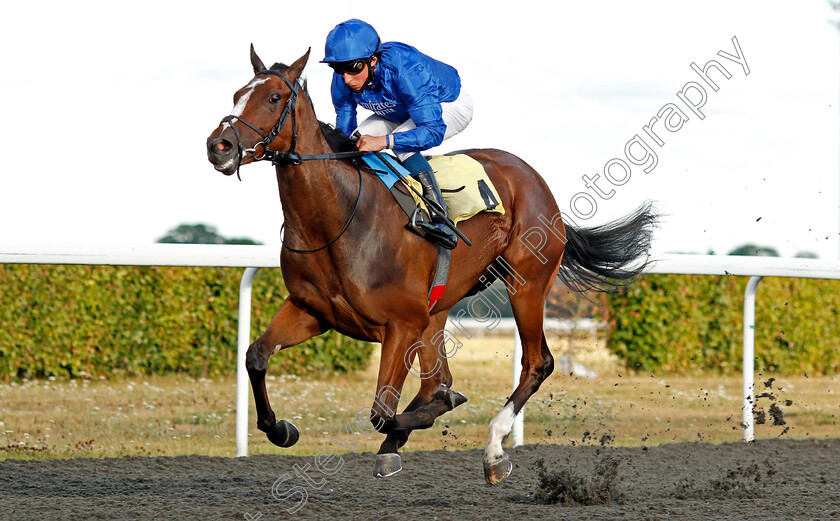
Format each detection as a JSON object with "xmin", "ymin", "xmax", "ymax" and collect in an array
[{"xmin": 359, "ymin": 152, "xmax": 506, "ymax": 228}]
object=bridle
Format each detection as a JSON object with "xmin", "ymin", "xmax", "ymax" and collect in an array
[
  {"xmin": 220, "ymin": 69, "xmax": 302, "ymax": 171},
  {"xmin": 218, "ymin": 68, "xmax": 366, "ymax": 253}
]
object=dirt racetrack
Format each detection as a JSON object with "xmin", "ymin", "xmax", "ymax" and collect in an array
[{"xmin": 1, "ymin": 438, "xmax": 838, "ymax": 520}]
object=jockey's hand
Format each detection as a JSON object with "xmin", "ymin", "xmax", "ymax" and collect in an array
[{"xmin": 356, "ymin": 134, "xmax": 387, "ymax": 152}]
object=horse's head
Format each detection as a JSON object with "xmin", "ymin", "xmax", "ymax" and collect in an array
[{"xmin": 206, "ymin": 46, "xmax": 310, "ymax": 176}]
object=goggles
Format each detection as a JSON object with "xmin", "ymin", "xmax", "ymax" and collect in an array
[{"xmin": 329, "ymin": 59, "xmax": 367, "ymax": 75}]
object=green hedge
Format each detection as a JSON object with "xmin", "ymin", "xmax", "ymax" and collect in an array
[
  {"xmin": 0, "ymin": 265, "xmax": 373, "ymax": 379},
  {"xmin": 606, "ymin": 274, "xmax": 840, "ymax": 375}
]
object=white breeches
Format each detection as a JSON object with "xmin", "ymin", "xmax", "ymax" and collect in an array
[{"xmin": 354, "ymin": 91, "xmax": 474, "ymax": 161}]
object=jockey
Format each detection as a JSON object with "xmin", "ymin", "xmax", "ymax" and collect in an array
[{"xmin": 322, "ymin": 19, "xmax": 473, "ymax": 250}]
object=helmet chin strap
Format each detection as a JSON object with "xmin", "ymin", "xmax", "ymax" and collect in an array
[
  {"xmin": 358, "ymin": 40, "xmax": 380, "ymax": 92},
  {"xmin": 360, "ymin": 57, "xmax": 377, "ymax": 91}
]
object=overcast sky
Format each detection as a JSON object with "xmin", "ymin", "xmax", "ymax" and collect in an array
[{"xmin": 2, "ymin": 1, "xmax": 839, "ymax": 259}]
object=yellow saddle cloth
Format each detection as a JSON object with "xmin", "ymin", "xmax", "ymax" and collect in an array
[{"xmin": 403, "ymin": 154, "xmax": 506, "ymax": 224}]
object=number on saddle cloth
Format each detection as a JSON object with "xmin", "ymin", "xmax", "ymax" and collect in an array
[{"xmin": 476, "ymin": 180, "xmax": 499, "ymax": 211}]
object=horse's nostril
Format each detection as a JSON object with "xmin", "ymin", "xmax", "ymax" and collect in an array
[{"xmin": 209, "ymin": 138, "xmax": 233, "ymax": 155}]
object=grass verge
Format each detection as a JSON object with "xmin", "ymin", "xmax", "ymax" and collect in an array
[{"xmin": 1, "ymin": 335, "xmax": 837, "ymax": 459}]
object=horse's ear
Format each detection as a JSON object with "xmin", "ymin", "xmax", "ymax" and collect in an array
[
  {"xmin": 288, "ymin": 48, "xmax": 311, "ymax": 81},
  {"xmin": 250, "ymin": 43, "xmax": 267, "ymax": 74}
]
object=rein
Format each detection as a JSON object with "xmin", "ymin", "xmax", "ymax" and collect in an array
[
  {"xmin": 280, "ymin": 163, "xmax": 363, "ymax": 254},
  {"xmin": 219, "ymin": 68, "xmax": 367, "ymax": 254}
]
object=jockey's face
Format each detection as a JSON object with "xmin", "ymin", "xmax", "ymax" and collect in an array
[{"xmin": 342, "ymin": 56, "xmax": 376, "ymax": 93}]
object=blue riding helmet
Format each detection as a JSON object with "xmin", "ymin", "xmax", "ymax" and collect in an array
[{"xmin": 322, "ymin": 19, "xmax": 380, "ymax": 63}]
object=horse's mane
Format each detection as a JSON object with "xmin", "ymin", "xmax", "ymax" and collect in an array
[
  {"xmin": 318, "ymin": 122, "xmax": 357, "ymax": 153},
  {"xmin": 269, "ymin": 62, "xmax": 357, "ymax": 154}
]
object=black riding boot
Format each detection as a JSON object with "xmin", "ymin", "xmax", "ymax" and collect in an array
[{"xmin": 415, "ymin": 170, "xmax": 458, "ymax": 249}]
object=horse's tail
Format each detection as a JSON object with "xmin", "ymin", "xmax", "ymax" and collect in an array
[{"xmin": 557, "ymin": 201, "xmax": 659, "ymax": 293}]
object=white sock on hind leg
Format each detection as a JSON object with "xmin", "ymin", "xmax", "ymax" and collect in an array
[{"xmin": 484, "ymin": 402, "xmax": 515, "ymax": 462}]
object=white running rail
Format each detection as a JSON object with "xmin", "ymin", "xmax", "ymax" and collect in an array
[
  {"xmin": 510, "ymin": 254, "xmax": 840, "ymax": 446},
  {"xmin": 2, "ymin": 242, "xmax": 840, "ymax": 454},
  {"xmin": 0, "ymin": 241, "xmax": 281, "ymax": 457}
]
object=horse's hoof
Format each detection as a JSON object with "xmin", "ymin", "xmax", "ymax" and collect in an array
[
  {"xmin": 445, "ymin": 389, "xmax": 468, "ymax": 409},
  {"xmin": 435, "ymin": 385, "xmax": 468, "ymax": 410},
  {"xmin": 262, "ymin": 419, "xmax": 300, "ymax": 448},
  {"xmin": 484, "ymin": 453, "xmax": 513, "ymax": 485},
  {"xmin": 373, "ymin": 453, "xmax": 402, "ymax": 478}
]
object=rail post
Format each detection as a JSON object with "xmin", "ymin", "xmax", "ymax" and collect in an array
[
  {"xmin": 236, "ymin": 267, "xmax": 261, "ymax": 457},
  {"xmin": 742, "ymin": 275, "xmax": 762, "ymax": 443},
  {"xmin": 512, "ymin": 331, "xmax": 524, "ymax": 446}
]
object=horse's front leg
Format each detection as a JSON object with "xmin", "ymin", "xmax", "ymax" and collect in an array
[
  {"xmin": 377, "ymin": 313, "xmax": 466, "ymax": 457},
  {"xmin": 246, "ymin": 298, "xmax": 324, "ymax": 447},
  {"xmin": 366, "ymin": 321, "xmax": 424, "ymax": 477},
  {"xmin": 370, "ymin": 316, "xmax": 468, "ymax": 477}
]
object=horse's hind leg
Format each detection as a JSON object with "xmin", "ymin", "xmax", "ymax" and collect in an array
[
  {"xmin": 246, "ymin": 299, "xmax": 324, "ymax": 447},
  {"xmin": 483, "ymin": 251, "xmax": 562, "ymax": 484}
]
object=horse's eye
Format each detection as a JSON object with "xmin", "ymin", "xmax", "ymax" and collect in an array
[{"xmin": 269, "ymin": 94, "xmax": 282, "ymax": 104}]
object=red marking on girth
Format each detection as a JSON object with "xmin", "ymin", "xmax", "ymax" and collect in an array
[{"xmin": 428, "ymin": 285, "xmax": 446, "ymax": 311}]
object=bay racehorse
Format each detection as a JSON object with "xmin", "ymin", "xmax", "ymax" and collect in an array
[{"xmin": 206, "ymin": 47, "xmax": 657, "ymax": 484}]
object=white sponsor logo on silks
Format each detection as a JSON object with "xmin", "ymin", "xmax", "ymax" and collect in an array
[{"xmin": 358, "ymin": 100, "xmax": 397, "ymax": 114}]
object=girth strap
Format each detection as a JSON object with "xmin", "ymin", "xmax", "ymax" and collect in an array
[{"xmin": 428, "ymin": 246, "xmax": 452, "ymax": 312}]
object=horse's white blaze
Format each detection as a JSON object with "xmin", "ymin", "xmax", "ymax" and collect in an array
[
  {"xmin": 484, "ymin": 402, "xmax": 515, "ymax": 463},
  {"xmin": 231, "ymin": 77, "xmax": 269, "ymax": 118}
]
